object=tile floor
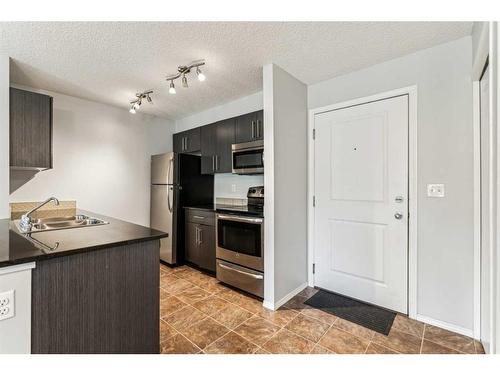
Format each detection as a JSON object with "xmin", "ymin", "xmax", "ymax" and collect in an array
[{"xmin": 159, "ymin": 264, "xmax": 485, "ymax": 354}]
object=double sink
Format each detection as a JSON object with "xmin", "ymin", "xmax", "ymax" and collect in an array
[{"xmin": 18, "ymin": 214, "xmax": 108, "ymax": 234}]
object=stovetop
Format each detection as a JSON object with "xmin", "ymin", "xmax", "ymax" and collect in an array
[{"xmin": 216, "ymin": 204, "xmax": 264, "ymax": 217}]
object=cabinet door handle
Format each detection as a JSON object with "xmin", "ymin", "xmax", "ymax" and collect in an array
[
  {"xmin": 185, "ymin": 137, "xmax": 188, "ymax": 151},
  {"xmin": 251, "ymin": 121, "xmax": 256, "ymax": 139},
  {"xmin": 256, "ymin": 120, "xmax": 261, "ymax": 138},
  {"xmin": 215, "ymin": 155, "xmax": 219, "ymax": 171},
  {"xmin": 193, "ymin": 215, "xmax": 205, "ymax": 220},
  {"xmin": 195, "ymin": 227, "xmax": 200, "ymax": 245},
  {"xmin": 199, "ymin": 228, "xmax": 203, "ymax": 244},
  {"xmin": 181, "ymin": 137, "xmax": 185, "ymax": 151},
  {"xmin": 212, "ymin": 155, "xmax": 216, "ymax": 172}
]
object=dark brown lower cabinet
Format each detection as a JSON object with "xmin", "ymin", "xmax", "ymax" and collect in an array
[
  {"xmin": 31, "ymin": 240, "xmax": 160, "ymax": 354},
  {"xmin": 185, "ymin": 210, "xmax": 216, "ymax": 273}
]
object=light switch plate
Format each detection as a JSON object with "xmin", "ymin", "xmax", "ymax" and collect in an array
[{"xmin": 427, "ymin": 183, "xmax": 445, "ymax": 198}]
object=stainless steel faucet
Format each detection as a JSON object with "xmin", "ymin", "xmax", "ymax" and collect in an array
[{"xmin": 19, "ymin": 197, "xmax": 60, "ymax": 232}]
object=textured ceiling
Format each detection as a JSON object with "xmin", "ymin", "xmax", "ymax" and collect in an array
[{"xmin": 0, "ymin": 22, "xmax": 472, "ymax": 119}]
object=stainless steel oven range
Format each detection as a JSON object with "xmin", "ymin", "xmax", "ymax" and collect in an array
[{"xmin": 215, "ymin": 186, "xmax": 264, "ymax": 298}]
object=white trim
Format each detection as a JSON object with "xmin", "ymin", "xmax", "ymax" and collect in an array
[
  {"xmin": 307, "ymin": 86, "xmax": 418, "ymax": 319},
  {"xmin": 0, "ymin": 262, "xmax": 36, "ymax": 276},
  {"xmin": 473, "ymin": 80, "xmax": 482, "ymax": 341},
  {"xmin": 416, "ymin": 314, "xmax": 474, "ymax": 339},
  {"xmin": 473, "ymin": 22, "xmax": 490, "ymax": 81},
  {"xmin": 262, "ymin": 282, "xmax": 308, "ymax": 311}
]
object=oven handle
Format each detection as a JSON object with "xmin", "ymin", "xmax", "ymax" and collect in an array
[
  {"xmin": 217, "ymin": 214, "xmax": 263, "ymax": 224},
  {"xmin": 218, "ymin": 263, "xmax": 264, "ymax": 279}
]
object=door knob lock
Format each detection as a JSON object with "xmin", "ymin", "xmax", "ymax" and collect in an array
[
  {"xmin": 395, "ymin": 196, "xmax": 404, "ymax": 203},
  {"xmin": 394, "ymin": 212, "xmax": 404, "ymax": 220}
]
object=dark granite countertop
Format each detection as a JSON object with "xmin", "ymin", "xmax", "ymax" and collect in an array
[{"xmin": 0, "ymin": 210, "xmax": 168, "ymax": 268}]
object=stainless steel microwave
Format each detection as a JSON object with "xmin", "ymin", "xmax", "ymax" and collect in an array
[{"xmin": 231, "ymin": 140, "xmax": 264, "ymax": 174}]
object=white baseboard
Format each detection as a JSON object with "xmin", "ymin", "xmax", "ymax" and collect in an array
[
  {"xmin": 262, "ymin": 282, "xmax": 308, "ymax": 311},
  {"xmin": 416, "ymin": 314, "xmax": 474, "ymax": 338}
]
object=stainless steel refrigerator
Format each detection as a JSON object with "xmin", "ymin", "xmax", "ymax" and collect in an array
[{"xmin": 150, "ymin": 152, "xmax": 213, "ymax": 265}]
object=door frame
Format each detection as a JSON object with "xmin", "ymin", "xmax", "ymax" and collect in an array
[{"xmin": 307, "ymin": 86, "xmax": 418, "ymax": 319}]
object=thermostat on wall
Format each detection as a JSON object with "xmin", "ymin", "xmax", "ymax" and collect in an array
[{"xmin": 427, "ymin": 184, "xmax": 445, "ymax": 198}]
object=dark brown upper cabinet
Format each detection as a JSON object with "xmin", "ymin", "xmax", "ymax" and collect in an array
[
  {"xmin": 173, "ymin": 127, "xmax": 201, "ymax": 153},
  {"xmin": 235, "ymin": 110, "xmax": 263, "ymax": 143},
  {"xmin": 10, "ymin": 88, "xmax": 53, "ymax": 170},
  {"xmin": 200, "ymin": 118, "xmax": 235, "ymax": 174}
]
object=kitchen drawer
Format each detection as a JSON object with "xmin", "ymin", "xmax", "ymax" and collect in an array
[
  {"xmin": 216, "ymin": 260, "xmax": 264, "ymax": 298},
  {"xmin": 185, "ymin": 208, "xmax": 215, "ymax": 226}
]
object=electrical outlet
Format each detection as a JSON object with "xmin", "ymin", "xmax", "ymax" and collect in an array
[
  {"xmin": 0, "ymin": 290, "xmax": 15, "ymax": 321},
  {"xmin": 231, "ymin": 184, "xmax": 237, "ymax": 193}
]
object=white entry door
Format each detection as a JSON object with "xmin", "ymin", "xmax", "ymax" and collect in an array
[{"xmin": 314, "ymin": 95, "xmax": 409, "ymax": 313}]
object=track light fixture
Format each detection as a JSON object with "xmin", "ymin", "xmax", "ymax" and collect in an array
[
  {"xmin": 129, "ymin": 90, "xmax": 153, "ymax": 114},
  {"xmin": 166, "ymin": 59, "xmax": 206, "ymax": 94}
]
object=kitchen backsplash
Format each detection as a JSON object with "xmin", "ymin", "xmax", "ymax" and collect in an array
[
  {"xmin": 214, "ymin": 173, "xmax": 264, "ymax": 201},
  {"xmin": 10, "ymin": 200, "xmax": 76, "ymax": 220}
]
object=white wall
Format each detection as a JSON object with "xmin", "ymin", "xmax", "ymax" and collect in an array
[
  {"xmin": 175, "ymin": 91, "xmax": 262, "ymax": 133},
  {"xmin": 0, "ymin": 263, "xmax": 35, "ymax": 354},
  {"xmin": 9, "ymin": 86, "xmax": 175, "ymax": 226},
  {"xmin": 0, "ymin": 56, "xmax": 9, "ymax": 219},
  {"xmin": 263, "ymin": 64, "xmax": 308, "ymax": 308},
  {"xmin": 308, "ymin": 37, "xmax": 474, "ymax": 332},
  {"xmin": 214, "ymin": 173, "xmax": 264, "ymax": 200}
]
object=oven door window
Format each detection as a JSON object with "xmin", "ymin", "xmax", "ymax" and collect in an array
[
  {"xmin": 233, "ymin": 149, "xmax": 263, "ymax": 170},
  {"xmin": 218, "ymin": 219, "xmax": 261, "ymax": 257}
]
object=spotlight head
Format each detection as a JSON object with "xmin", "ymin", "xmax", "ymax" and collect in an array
[
  {"xmin": 147, "ymin": 94, "xmax": 153, "ymax": 103},
  {"xmin": 169, "ymin": 81, "xmax": 176, "ymax": 94},
  {"xmin": 129, "ymin": 106, "xmax": 136, "ymax": 114},
  {"xmin": 196, "ymin": 67, "xmax": 206, "ymax": 82},
  {"xmin": 182, "ymin": 74, "xmax": 188, "ymax": 88}
]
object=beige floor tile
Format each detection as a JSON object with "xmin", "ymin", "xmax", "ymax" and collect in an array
[
  {"xmin": 281, "ymin": 295, "xmax": 312, "ymax": 311},
  {"xmin": 474, "ymin": 340, "xmax": 485, "ymax": 354},
  {"xmin": 365, "ymin": 342, "xmax": 399, "ymax": 354},
  {"xmin": 392, "ymin": 314, "xmax": 425, "ymax": 338},
  {"xmin": 159, "ymin": 287, "xmax": 170, "ymax": 301},
  {"xmin": 161, "ymin": 278, "xmax": 193, "ymax": 294},
  {"xmin": 159, "ymin": 319, "xmax": 177, "ymax": 342},
  {"xmin": 372, "ymin": 329, "xmax": 422, "ymax": 354},
  {"xmin": 160, "ymin": 296, "xmax": 187, "ymax": 318},
  {"xmin": 423, "ymin": 325, "xmax": 475, "ymax": 354},
  {"xmin": 234, "ymin": 316, "xmax": 281, "ymax": 346},
  {"xmin": 310, "ymin": 344, "xmax": 334, "ymax": 354},
  {"xmin": 285, "ymin": 314, "xmax": 330, "ymax": 342},
  {"xmin": 192, "ymin": 295, "xmax": 232, "ymax": 316},
  {"xmin": 333, "ymin": 318, "xmax": 376, "ymax": 340},
  {"xmin": 175, "ymin": 285, "xmax": 213, "ymax": 305},
  {"xmin": 300, "ymin": 307, "xmax": 337, "ymax": 325},
  {"xmin": 262, "ymin": 329, "xmax": 315, "ymax": 354},
  {"xmin": 254, "ymin": 347, "xmax": 271, "ymax": 354},
  {"xmin": 160, "ymin": 333, "xmax": 200, "ymax": 354},
  {"xmin": 232, "ymin": 294, "xmax": 264, "ymax": 314},
  {"xmin": 297, "ymin": 287, "xmax": 319, "ymax": 299},
  {"xmin": 181, "ymin": 317, "xmax": 229, "ymax": 349},
  {"xmin": 164, "ymin": 305, "xmax": 207, "ymax": 333},
  {"xmin": 421, "ymin": 340, "xmax": 461, "ymax": 354},
  {"xmin": 257, "ymin": 307, "xmax": 299, "ymax": 327},
  {"xmin": 212, "ymin": 304, "xmax": 254, "ymax": 329},
  {"xmin": 204, "ymin": 332, "xmax": 258, "ymax": 354},
  {"xmin": 318, "ymin": 326, "xmax": 370, "ymax": 354}
]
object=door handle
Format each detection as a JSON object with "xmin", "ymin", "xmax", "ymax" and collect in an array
[
  {"xmin": 212, "ymin": 155, "xmax": 216, "ymax": 172},
  {"xmin": 395, "ymin": 196, "xmax": 404, "ymax": 203},
  {"xmin": 251, "ymin": 121, "xmax": 256, "ymax": 139},
  {"xmin": 185, "ymin": 137, "xmax": 188, "ymax": 151},
  {"xmin": 167, "ymin": 186, "xmax": 173, "ymax": 213},
  {"xmin": 215, "ymin": 155, "xmax": 219, "ymax": 171},
  {"xmin": 219, "ymin": 263, "xmax": 264, "ymax": 279},
  {"xmin": 394, "ymin": 212, "xmax": 404, "ymax": 220},
  {"xmin": 256, "ymin": 120, "xmax": 261, "ymax": 138},
  {"xmin": 199, "ymin": 228, "xmax": 203, "ymax": 244},
  {"xmin": 195, "ymin": 227, "xmax": 200, "ymax": 245}
]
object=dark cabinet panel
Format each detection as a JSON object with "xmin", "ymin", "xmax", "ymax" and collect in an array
[
  {"xmin": 235, "ymin": 110, "xmax": 263, "ymax": 143},
  {"xmin": 173, "ymin": 128, "xmax": 201, "ymax": 153},
  {"xmin": 200, "ymin": 123, "xmax": 217, "ymax": 174},
  {"xmin": 185, "ymin": 210, "xmax": 216, "ymax": 273},
  {"xmin": 185, "ymin": 222, "xmax": 200, "ymax": 264},
  {"xmin": 198, "ymin": 224, "xmax": 216, "ymax": 273},
  {"xmin": 215, "ymin": 118, "xmax": 235, "ymax": 173},
  {"xmin": 31, "ymin": 241, "xmax": 160, "ymax": 353},
  {"xmin": 10, "ymin": 87, "xmax": 53, "ymax": 169},
  {"xmin": 173, "ymin": 132, "xmax": 183, "ymax": 153}
]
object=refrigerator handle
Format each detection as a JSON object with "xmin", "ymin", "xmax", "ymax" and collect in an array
[
  {"xmin": 167, "ymin": 157, "xmax": 173, "ymax": 185},
  {"xmin": 167, "ymin": 186, "xmax": 173, "ymax": 213}
]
